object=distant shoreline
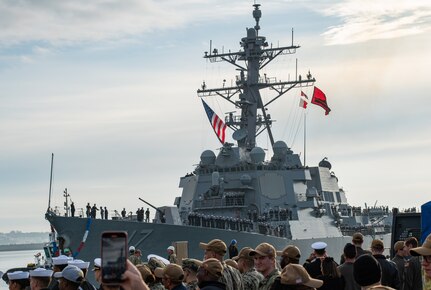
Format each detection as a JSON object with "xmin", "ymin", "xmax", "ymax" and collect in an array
[{"xmin": 0, "ymin": 243, "xmax": 46, "ymax": 252}]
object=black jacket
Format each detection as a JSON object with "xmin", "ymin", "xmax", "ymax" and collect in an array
[
  {"xmin": 303, "ymin": 258, "xmax": 323, "ymax": 278},
  {"xmin": 199, "ymin": 281, "xmax": 227, "ymax": 290},
  {"xmin": 373, "ymin": 254, "xmax": 400, "ymax": 289}
]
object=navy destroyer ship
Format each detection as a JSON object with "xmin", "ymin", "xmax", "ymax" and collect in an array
[{"xmin": 45, "ymin": 3, "xmax": 391, "ymax": 268}]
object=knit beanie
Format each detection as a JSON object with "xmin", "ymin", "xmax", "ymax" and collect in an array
[{"xmin": 353, "ymin": 255, "xmax": 381, "ymax": 286}]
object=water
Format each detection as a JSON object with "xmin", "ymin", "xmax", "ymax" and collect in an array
[{"xmin": 0, "ymin": 249, "xmax": 44, "ymax": 290}]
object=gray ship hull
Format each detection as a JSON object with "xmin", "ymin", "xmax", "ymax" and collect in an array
[{"xmin": 46, "ymin": 212, "xmax": 391, "ymax": 265}]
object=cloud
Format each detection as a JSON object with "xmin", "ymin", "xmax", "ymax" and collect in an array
[
  {"xmin": 319, "ymin": 0, "xmax": 431, "ymax": 45},
  {"xmin": 0, "ymin": 0, "xmax": 254, "ymax": 47}
]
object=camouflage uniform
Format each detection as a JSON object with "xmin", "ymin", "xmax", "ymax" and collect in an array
[
  {"xmin": 128, "ymin": 255, "xmax": 141, "ymax": 266},
  {"xmin": 258, "ymin": 268, "xmax": 280, "ymax": 290},
  {"xmin": 242, "ymin": 268, "xmax": 264, "ymax": 290},
  {"xmin": 168, "ymin": 253, "xmax": 178, "ymax": 264},
  {"xmin": 149, "ymin": 282, "xmax": 166, "ymax": 290},
  {"xmin": 185, "ymin": 280, "xmax": 199, "ymax": 290},
  {"xmin": 220, "ymin": 262, "xmax": 243, "ymax": 290}
]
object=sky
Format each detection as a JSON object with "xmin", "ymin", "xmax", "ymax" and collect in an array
[{"xmin": 0, "ymin": 0, "xmax": 430, "ymax": 233}]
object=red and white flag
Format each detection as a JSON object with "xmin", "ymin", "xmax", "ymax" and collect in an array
[
  {"xmin": 311, "ymin": 86, "xmax": 331, "ymax": 115},
  {"xmin": 299, "ymin": 91, "xmax": 308, "ymax": 109}
]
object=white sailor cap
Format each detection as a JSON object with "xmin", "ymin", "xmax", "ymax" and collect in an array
[
  {"xmin": 53, "ymin": 265, "xmax": 84, "ymax": 283},
  {"xmin": 29, "ymin": 268, "xmax": 53, "ymax": 278},
  {"xmin": 68, "ymin": 259, "xmax": 90, "ymax": 269},
  {"xmin": 311, "ymin": 241, "xmax": 327, "ymax": 250},
  {"xmin": 92, "ymin": 258, "xmax": 101, "ymax": 271},
  {"xmin": 7, "ymin": 271, "xmax": 30, "ymax": 280},
  {"xmin": 167, "ymin": 246, "xmax": 175, "ymax": 251},
  {"xmin": 52, "ymin": 255, "xmax": 73, "ymax": 265}
]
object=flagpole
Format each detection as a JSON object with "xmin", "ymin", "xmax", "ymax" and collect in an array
[{"xmin": 304, "ymin": 112, "xmax": 306, "ymax": 166}]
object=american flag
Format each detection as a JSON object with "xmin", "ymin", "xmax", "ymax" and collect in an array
[{"xmin": 202, "ymin": 99, "xmax": 227, "ymax": 144}]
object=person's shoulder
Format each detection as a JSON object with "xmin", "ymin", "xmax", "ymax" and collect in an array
[
  {"xmin": 338, "ymin": 262, "xmax": 352, "ymax": 270},
  {"xmin": 267, "ymin": 268, "xmax": 280, "ymax": 280},
  {"xmin": 172, "ymin": 283, "xmax": 187, "ymax": 290},
  {"xmin": 386, "ymin": 259, "xmax": 398, "ymax": 267}
]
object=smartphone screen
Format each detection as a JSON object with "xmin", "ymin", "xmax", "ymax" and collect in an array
[{"xmin": 101, "ymin": 231, "xmax": 128, "ymax": 284}]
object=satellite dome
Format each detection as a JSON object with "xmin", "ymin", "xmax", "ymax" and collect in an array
[
  {"xmin": 319, "ymin": 157, "xmax": 331, "ymax": 169},
  {"xmin": 250, "ymin": 147, "xmax": 265, "ymax": 164},
  {"xmin": 273, "ymin": 141, "xmax": 288, "ymax": 156},
  {"xmin": 200, "ymin": 150, "xmax": 216, "ymax": 165}
]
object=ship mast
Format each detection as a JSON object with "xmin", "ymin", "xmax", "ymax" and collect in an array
[{"xmin": 197, "ymin": 4, "xmax": 315, "ymax": 152}]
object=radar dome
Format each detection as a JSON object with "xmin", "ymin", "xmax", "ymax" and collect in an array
[
  {"xmin": 273, "ymin": 141, "xmax": 288, "ymax": 156},
  {"xmin": 200, "ymin": 150, "xmax": 216, "ymax": 165},
  {"xmin": 250, "ymin": 147, "xmax": 265, "ymax": 164},
  {"xmin": 318, "ymin": 157, "xmax": 331, "ymax": 169}
]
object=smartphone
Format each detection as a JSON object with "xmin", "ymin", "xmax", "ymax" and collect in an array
[{"xmin": 101, "ymin": 231, "xmax": 128, "ymax": 284}]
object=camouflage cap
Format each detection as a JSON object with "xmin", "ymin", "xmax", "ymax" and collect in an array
[
  {"xmin": 182, "ymin": 258, "xmax": 201, "ymax": 273},
  {"xmin": 154, "ymin": 264, "xmax": 184, "ymax": 283},
  {"xmin": 249, "ymin": 243, "xmax": 276, "ymax": 257},
  {"xmin": 232, "ymin": 247, "xmax": 254, "ymax": 261},
  {"xmin": 147, "ymin": 257, "xmax": 166, "ymax": 271},
  {"xmin": 410, "ymin": 233, "xmax": 431, "ymax": 256},
  {"xmin": 199, "ymin": 239, "xmax": 227, "ymax": 254},
  {"xmin": 276, "ymin": 245, "xmax": 301, "ymax": 260},
  {"xmin": 198, "ymin": 258, "xmax": 223, "ymax": 278},
  {"xmin": 280, "ymin": 264, "xmax": 323, "ymax": 288},
  {"xmin": 136, "ymin": 264, "xmax": 155, "ymax": 284},
  {"xmin": 224, "ymin": 259, "xmax": 238, "ymax": 269}
]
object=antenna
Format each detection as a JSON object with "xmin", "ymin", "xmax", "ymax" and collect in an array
[
  {"xmin": 47, "ymin": 153, "xmax": 54, "ymax": 211},
  {"xmin": 291, "ymin": 28, "xmax": 294, "ymax": 46},
  {"xmin": 253, "ymin": 4, "xmax": 261, "ymax": 33}
]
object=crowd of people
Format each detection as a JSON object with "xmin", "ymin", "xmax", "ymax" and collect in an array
[
  {"xmin": 186, "ymin": 213, "xmax": 288, "ymax": 237},
  {"xmin": 68, "ymin": 202, "xmax": 153, "ymax": 223},
  {"xmin": 2, "ymin": 232, "xmax": 431, "ymax": 290}
]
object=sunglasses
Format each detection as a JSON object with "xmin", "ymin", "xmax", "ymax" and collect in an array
[{"xmin": 421, "ymin": 255, "xmax": 431, "ymax": 263}]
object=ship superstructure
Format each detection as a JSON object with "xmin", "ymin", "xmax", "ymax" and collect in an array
[{"xmin": 175, "ymin": 4, "xmax": 390, "ymax": 240}]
